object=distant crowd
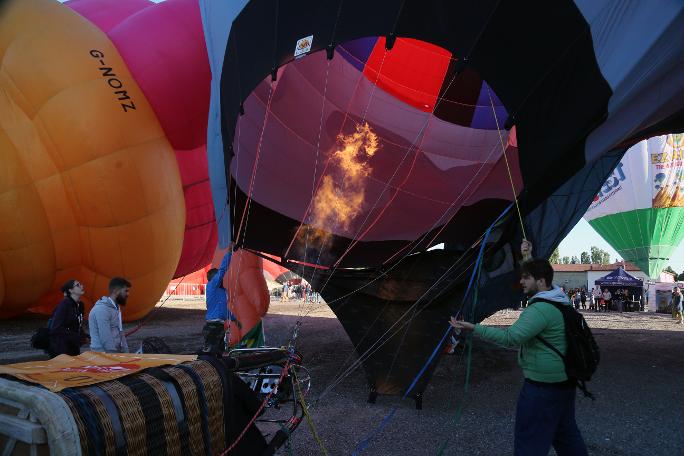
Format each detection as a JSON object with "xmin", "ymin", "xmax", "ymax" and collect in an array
[
  {"xmin": 277, "ymin": 281, "xmax": 320, "ymax": 303},
  {"xmin": 521, "ymin": 285, "xmax": 644, "ymax": 312}
]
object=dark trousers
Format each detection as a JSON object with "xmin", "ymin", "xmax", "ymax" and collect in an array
[
  {"xmin": 202, "ymin": 320, "xmax": 226, "ymax": 354},
  {"xmin": 514, "ymin": 380, "xmax": 588, "ymax": 456}
]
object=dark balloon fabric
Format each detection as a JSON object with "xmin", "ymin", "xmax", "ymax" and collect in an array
[{"xmin": 213, "ymin": 1, "xmax": 684, "ymax": 395}]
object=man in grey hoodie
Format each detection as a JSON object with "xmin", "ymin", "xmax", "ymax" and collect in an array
[{"xmin": 89, "ymin": 277, "xmax": 131, "ymax": 353}]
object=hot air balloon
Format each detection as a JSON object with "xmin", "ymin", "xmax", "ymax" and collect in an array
[
  {"xmin": 201, "ymin": 0, "xmax": 684, "ymax": 397},
  {"xmin": 223, "ymin": 249, "xmax": 270, "ymax": 346},
  {"xmin": 584, "ymin": 134, "xmax": 684, "ymax": 278},
  {"xmin": 0, "ymin": 0, "xmax": 218, "ymax": 320}
]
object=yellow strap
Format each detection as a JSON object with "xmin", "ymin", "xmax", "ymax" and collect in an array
[
  {"xmin": 486, "ymin": 88, "xmax": 527, "ymax": 239},
  {"xmin": 293, "ymin": 369, "xmax": 330, "ymax": 456}
]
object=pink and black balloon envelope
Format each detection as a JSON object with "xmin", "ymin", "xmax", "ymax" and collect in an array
[{"xmin": 206, "ymin": 1, "xmax": 684, "ymax": 396}]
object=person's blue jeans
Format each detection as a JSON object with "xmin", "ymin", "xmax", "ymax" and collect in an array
[{"xmin": 514, "ymin": 380, "xmax": 588, "ymax": 456}]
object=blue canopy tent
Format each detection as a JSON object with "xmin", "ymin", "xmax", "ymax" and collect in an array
[
  {"xmin": 595, "ymin": 267, "xmax": 643, "ymax": 288},
  {"xmin": 595, "ymin": 267, "xmax": 644, "ymax": 311}
]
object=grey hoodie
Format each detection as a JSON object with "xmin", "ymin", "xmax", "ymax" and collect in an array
[
  {"xmin": 529, "ymin": 285, "xmax": 572, "ymax": 305},
  {"xmin": 88, "ymin": 297, "xmax": 129, "ymax": 353}
]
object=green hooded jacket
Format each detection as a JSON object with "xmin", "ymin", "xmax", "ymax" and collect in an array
[{"xmin": 474, "ymin": 285, "xmax": 569, "ymax": 383}]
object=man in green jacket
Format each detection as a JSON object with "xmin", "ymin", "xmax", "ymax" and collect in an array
[{"xmin": 449, "ymin": 241, "xmax": 588, "ymax": 455}]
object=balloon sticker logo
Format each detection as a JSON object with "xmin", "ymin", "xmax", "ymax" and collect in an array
[
  {"xmin": 653, "ymin": 170, "xmax": 684, "ymax": 208},
  {"xmin": 666, "ymin": 133, "xmax": 684, "ymax": 150},
  {"xmin": 653, "ymin": 135, "xmax": 684, "ymax": 208},
  {"xmin": 54, "ymin": 362, "xmax": 141, "ymax": 374},
  {"xmin": 294, "ymin": 35, "xmax": 313, "ymax": 58},
  {"xmin": 296, "ymin": 122, "xmax": 379, "ymax": 260}
]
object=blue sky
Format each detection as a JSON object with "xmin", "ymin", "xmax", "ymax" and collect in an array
[{"xmin": 559, "ymin": 218, "xmax": 684, "ymax": 273}]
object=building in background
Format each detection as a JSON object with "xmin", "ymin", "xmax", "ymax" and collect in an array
[{"xmin": 552, "ymin": 262, "xmax": 677, "ymax": 312}]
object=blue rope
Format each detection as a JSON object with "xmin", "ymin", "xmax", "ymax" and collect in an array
[
  {"xmin": 351, "ymin": 409, "xmax": 397, "ymax": 455},
  {"xmin": 351, "ymin": 204, "xmax": 514, "ymax": 454},
  {"xmin": 403, "ymin": 326, "xmax": 452, "ymax": 398}
]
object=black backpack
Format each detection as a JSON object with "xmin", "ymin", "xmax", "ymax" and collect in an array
[
  {"xmin": 30, "ymin": 318, "xmax": 53, "ymax": 351},
  {"xmin": 529, "ymin": 299, "xmax": 600, "ymax": 399}
]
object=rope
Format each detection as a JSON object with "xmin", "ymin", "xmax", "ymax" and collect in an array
[
  {"xmin": 233, "ymin": 85, "xmax": 275, "ymax": 246},
  {"xmin": 277, "ymin": 423, "xmax": 294, "ymax": 456},
  {"xmin": 436, "ymin": 244, "xmax": 485, "ymax": 455},
  {"xmin": 486, "ymin": 87, "xmax": 526, "ymax": 239},
  {"xmin": 349, "ymin": 204, "xmax": 510, "ymax": 454},
  {"xmin": 314, "ymin": 234, "xmax": 490, "ymax": 402},
  {"xmin": 220, "ymin": 361, "xmax": 290, "ymax": 455},
  {"xmin": 293, "ymin": 369, "xmax": 330, "ymax": 456},
  {"xmin": 124, "ymin": 274, "xmax": 189, "ymax": 337},
  {"xmin": 282, "ymin": 50, "xmax": 374, "ymax": 260},
  {"xmin": 434, "ymin": 191, "xmax": 520, "ymax": 454}
]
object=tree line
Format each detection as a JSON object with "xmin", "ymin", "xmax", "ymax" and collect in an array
[{"xmin": 549, "ymin": 246, "xmax": 612, "ymax": 265}]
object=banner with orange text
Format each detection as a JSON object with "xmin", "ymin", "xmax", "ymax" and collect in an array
[{"xmin": 0, "ymin": 351, "xmax": 197, "ymax": 392}]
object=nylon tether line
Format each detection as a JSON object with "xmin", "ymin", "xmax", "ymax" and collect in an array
[
  {"xmin": 306, "ymin": 82, "xmax": 525, "ymax": 401},
  {"xmin": 486, "ymin": 86, "xmax": 526, "ymax": 239},
  {"xmin": 352, "ymin": 204, "xmax": 508, "ymax": 454},
  {"xmin": 314, "ymin": 217, "xmax": 505, "ymax": 405},
  {"xmin": 293, "ymin": 369, "xmax": 330, "ymax": 455}
]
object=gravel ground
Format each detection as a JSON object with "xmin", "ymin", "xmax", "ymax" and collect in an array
[{"xmin": 1, "ymin": 299, "xmax": 683, "ymax": 455}]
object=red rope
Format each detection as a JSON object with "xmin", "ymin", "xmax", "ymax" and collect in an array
[
  {"xmin": 234, "ymin": 87, "xmax": 276, "ymax": 246},
  {"xmin": 282, "ymin": 54, "xmax": 371, "ymax": 260},
  {"xmin": 221, "ymin": 361, "xmax": 291, "ymax": 455},
  {"xmin": 332, "ymin": 119, "xmax": 429, "ymax": 268}
]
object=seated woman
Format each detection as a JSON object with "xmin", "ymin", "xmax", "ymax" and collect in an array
[{"xmin": 48, "ymin": 279, "xmax": 88, "ymax": 357}]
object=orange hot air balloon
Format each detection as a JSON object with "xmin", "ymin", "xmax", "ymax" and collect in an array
[
  {"xmin": 0, "ymin": 0, "xmax": 185, "ymax": 319},
  {"xmin": 212, "ymin": 249, "xmax": 270, "ymax": 346}
]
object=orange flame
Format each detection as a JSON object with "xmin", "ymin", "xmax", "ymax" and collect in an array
[{"xmin": 297, "ymin": 122, "xmax": 379, "ymax": 256}]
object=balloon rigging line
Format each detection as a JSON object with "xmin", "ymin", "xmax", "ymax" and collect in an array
[
  {"xmin": 297, "ymin": 135, "xmax": 506, "ymax": 388},
  {"xmin": 226, "ymin": 104, "xmax": 242, "ymax": 344},
  {"xmin": 229, "ymin": 82, "xmax": 276, "ymax": 345},
  {"xmin": 124, "ymin": 273, "xmax": 189, "ymax": 338},
  {"xmin": 282, "ymin": 50, "xmax": 385, "ymax": 260},
  {"xmin": 381, "ymin": 138, "xmax": 502, "ymax": 266},
  {"xmin": 314, "ymin": 228, "xmax": 501, "ymax": 403},
  {"xmin": 486, "ymin": 86, "xmax": 526, "ymax": 239},
  {"xmin": 297, "ymin": 146, "xmax": 497, "ymax": 321},
  {"xmin": 310, "ymin": 68, "xmax": 465, "ymax": 299},
  {"xmin": 352, "ymin": 205, "xmax": 506, "ymax": 455},
  {"xmin": 220, "ymin": 361, "xmax": 291, "ymax": 455},
  {"xmin": 331, "ymin": 66, "xmax": 463, "ymax": 269},
  {"xmin": 283, "ymin": 47, "xmax": 391, "ymax": 344},
  {"xmin": 231, "ymin": 107, "xmax": 243, "ymax": 241},
  {"xmin": 233, "ymin": 83, "xmax": 275, "ymax": 247},
  {"xmin": 293, "ymin": 368, "xmax": 330, "ymax": 456},
  {"xmin": 435, "ymin": 224, "xmax": 496, "ymax": 455},
  {"xmin": 297, "ymin": 58, "xmax": 332, "ymax": 321},
  {"xmin": 317, "ymin": 202, "xmax": 511, "ymax": 400}
]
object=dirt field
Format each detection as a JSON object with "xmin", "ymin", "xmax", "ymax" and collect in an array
[{"xmin": 2, "ymin": 298, "xmax": 684, "ymax": 455}]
